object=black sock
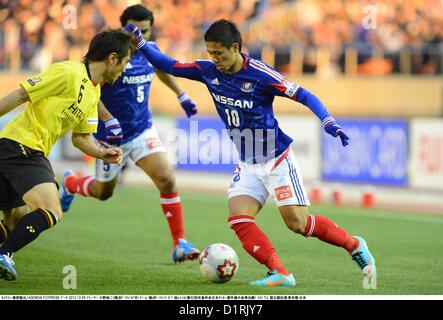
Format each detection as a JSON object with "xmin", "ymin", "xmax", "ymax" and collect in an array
[
  {"xmin": 0, "ymin": 209, "xmax": 57, "ymax": 255},
  {"xmin": 0, "ymin": 220, "xmax": 9, "ymax": 244}
]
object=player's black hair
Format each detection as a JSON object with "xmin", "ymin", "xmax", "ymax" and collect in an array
[
  {"xmin": 204, "ymin": 19, "xmax": 242, "ymax": 51},
  {"xmin": 83, "ymin": 29, "xmax": 134, "ymax": 63},
  {"xmin": 120, "ymin": 4, "xmax": 154, "ymax": 27}
]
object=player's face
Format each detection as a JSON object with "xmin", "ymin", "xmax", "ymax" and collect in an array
[
  {"xmin": 206, "ymin": 42, "xmax": 240, "ymax": 74},
  {"xmin": 103, "ymin": 51, "xmax": 131, "ymax": 84},
  {"xmin": 126, "ymin": 19, "xmax": 152, "ymax": 41}
]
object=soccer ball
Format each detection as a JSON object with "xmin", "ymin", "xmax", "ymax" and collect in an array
[{"xmin": 198, "ymin": 243, "xmax": 239, "ymax": 283}]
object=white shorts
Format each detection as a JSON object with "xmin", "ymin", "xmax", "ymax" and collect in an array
[
  {"xmin": 227, "ymin": 147, "xmax": 310, "ymax": 207},
  {"xmin": 95, "ymin": 126, "xmax": 166, "ymax": 182}
]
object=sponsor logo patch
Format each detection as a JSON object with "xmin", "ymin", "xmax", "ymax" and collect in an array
[
  {"xmin": 282, "ymin": 79, "xmax": 299, "ymax": 97},
  {"xmin": 87, "ymin": 117, "xmax": 98, "ymax": 124},
  {"xmin": 27, "ymin": 77, "xmax": 41, "ymax": 86},
  {"xmin": 147, "ymin": 138, "xmax": 162, "ymax": 149},
  {"xmin": 275, "ymin": 185, "xmax": 293, "ymax": 201}
]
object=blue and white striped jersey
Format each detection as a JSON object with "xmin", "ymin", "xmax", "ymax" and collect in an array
[{"xmin": 172, "ymin": 54, "xmax": 301, "ymax": 163}]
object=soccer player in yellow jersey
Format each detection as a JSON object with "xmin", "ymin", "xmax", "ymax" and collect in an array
[{"xmin": 0, "ymin": 29, "xmax": 133, "ymax": 281}]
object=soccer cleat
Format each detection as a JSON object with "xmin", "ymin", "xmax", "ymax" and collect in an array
[
  {"xmin": 351, "ymin": 236, "xmax": 376, "ymax": 278},
  {"xmin": 172, "ymin": 239, "xmax": 200, "ymax": 263},
  {"xmin": 60, "ymin": 170, "xmax": 76, "ymax": 212},
  {"xmin": 250, "ymin": 270, "xmax": 296, "ymax": 287},
  {"xmin": 0, "ymin": 253, "xmax": 17, "ymax": 281}
]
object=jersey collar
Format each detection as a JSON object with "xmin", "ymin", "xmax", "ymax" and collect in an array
[{"xmin": 83, "ymin": 62, "xmax": 98, "ymax": 86}]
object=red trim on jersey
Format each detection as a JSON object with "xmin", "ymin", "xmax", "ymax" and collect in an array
[
  {"xmin": 268, "ymin": 82, "xmax": 286, "ymax": 93},
  {"xmin": 173, "ymin": 61, "xmax": 201, "ymax": 70},
  {"xmin": 241, "ymin": 53, "xmax": 249, "ymax": 69},
  {"xmin": 271, "ymin": 147, "xmax": 291, "ymax": 172},
  {"xmin": 268, "ymin": 81, "xmax": 298, "ymax": 101}
]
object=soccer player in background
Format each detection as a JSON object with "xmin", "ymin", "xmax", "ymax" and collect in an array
[
  {"xmin": 125, "ymin": 19, "xmax": 377, "ymax": 287},
  {"xmin": 59, "ymin": 5, "xmax": 200, "ymax": 263},
  {"xmin": 0, "ymin": 29, "xmax": 132, "ymax": 281}
]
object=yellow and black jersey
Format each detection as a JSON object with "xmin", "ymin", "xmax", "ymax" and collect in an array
[{"xmin": 0, "ymin": 61, "xmax": 100, "ymax": 156}]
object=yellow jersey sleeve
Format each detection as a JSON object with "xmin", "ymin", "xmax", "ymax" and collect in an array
[
  {"xmin": 1, "ymin": 61, "xmax": 100, "ymax": 156},
  {"xmin": 20, "ymin": 63, "xmax": 68, "ymax": 105}
]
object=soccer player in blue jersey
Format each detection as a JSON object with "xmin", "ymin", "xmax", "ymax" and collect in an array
[
  {"xmin": 60, "ymin": 5, "xmax": 200, "ymax": 263},
  {"xmin": 124, "ymin": 19, "xmax": 377, "ymax": 287}
]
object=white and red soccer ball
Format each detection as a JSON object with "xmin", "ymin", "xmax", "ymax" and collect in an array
[{"xmin": 198, "ymin": 243, "xmax": 239, "ymax": 283}]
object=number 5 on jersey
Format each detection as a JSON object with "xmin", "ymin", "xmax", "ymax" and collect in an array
[
  {"xmin": 137, "ymin": 86, "xmax": 145, "ymax": 103},
  {"xmin": 225, "ymin": 108, "xmax": 240, "ymax": 127}
]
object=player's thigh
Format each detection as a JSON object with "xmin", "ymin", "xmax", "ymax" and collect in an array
[
  {"xmin": 22, "ymin": 182, "xmax": 62, "ymax": 219},
  {"xmin": 227, "ymin": 164, "xmax": 267, "ymax": 217},
  {"xmin": 266, "ymin": 150, "xmax": 310, "ymax": 207},
  {"xmin": 135, "ymin": 151, "xmax": 174, "ymax": 183}
]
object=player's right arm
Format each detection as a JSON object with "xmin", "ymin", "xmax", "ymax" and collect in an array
[
  {"xmin": 125, "ymin": 24, "xmax": 205, "ymax": 82},
  {"xmin": 0, "ymin": 88, "xmax": 30, "ymax": 117}
]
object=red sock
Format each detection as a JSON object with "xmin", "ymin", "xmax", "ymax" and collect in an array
[
  {"xmin": 65, "ymin": 174, "xmax": 95, "ymax": 196},
  {"xmin": 304, "ymin": 214, "xmax": 359, "ymax": 253},
  {"xmin": 160, "ymin": 192, "xmax": 184, "ymax": 247},
  {"xmin": 228, "ymin": 215, "xmax": 289, "ymax": 275}
]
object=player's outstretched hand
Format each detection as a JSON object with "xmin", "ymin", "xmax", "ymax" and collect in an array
[
  {"xmin": 124, "ymin": 23, "xmax": 146, "ymax": 50},
  {"xmin": 104, "ymin": 117, "xmax": 123, "ymax": 146},
  {"xmin": 178, "ymin": 93, "xmax": 197, "ymax": 117},
  {"xmin": 101, "ymin": 147, "xmax": 123, "ymax": 165},
  {"xmin": 323, "ymin": 116, "xmax": 349, "ymax": 146}
]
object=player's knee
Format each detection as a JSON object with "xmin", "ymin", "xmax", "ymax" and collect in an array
[
  {"xmin": 285, "ymin": 220, "xmax": 306, "ymax": 234},
  {"xmin": 155, "ymin": 172, "xmax": 175, "ymax": 193}
]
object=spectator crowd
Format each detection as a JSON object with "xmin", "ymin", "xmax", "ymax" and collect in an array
[{"xmin": 0, "ymin": 0, "xmax": 442, "ymax": 74}]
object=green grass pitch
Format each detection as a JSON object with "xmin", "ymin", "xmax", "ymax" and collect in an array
[{"xmin": 1, "ymin": 186, "xmax": 442, "ymax": 295}]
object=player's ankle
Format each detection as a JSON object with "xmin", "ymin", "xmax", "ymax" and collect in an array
[{"xmin": 275, "ymin": 267, "xmax": 290, "ymax": 276}]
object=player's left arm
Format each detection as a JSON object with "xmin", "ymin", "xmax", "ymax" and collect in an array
[
  {"xmin": 71, "ymin": 132, "xmax": 122, "ymax": 165},
  {"xmin": 267, "ymin": 77, "xmax": 349, "ymax": 146},
  {"xmin": 125, "ymin": 24, "xmax": 204, "ymax": 82},
  {"xmin": 155, "ymin": 70, "xmax": 197, "ymax": 117},
  {"xmin": 97, "ymin": 100, "xmax": 123, "ymax": 146},
  {"xmin": 0, "ymin": 88, "xmax": 30, "ymax": 117}
]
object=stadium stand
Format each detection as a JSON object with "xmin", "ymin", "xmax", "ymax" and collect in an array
[{"xmin": 0, "ymin": 0, "xmax": 441, "ymax": 74}]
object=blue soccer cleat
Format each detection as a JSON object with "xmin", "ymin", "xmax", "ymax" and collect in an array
[
  {"xmin": 172, "ymin": 239, "xmax": 200, "ymax": 263},
  {"xmin": 0, "ymin": 253, "xmax": 17, "ymax": 281},
  {"xmin": 250, "ymin": 270, "xmax": 296, "ymax": 287},
  {"xmin": 351, "ymin": 236, "xmax": 376, "ymax": 278},
  {"xmin": 60, "ymin": 170, "xmax": 76, "ymax": 213}
]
